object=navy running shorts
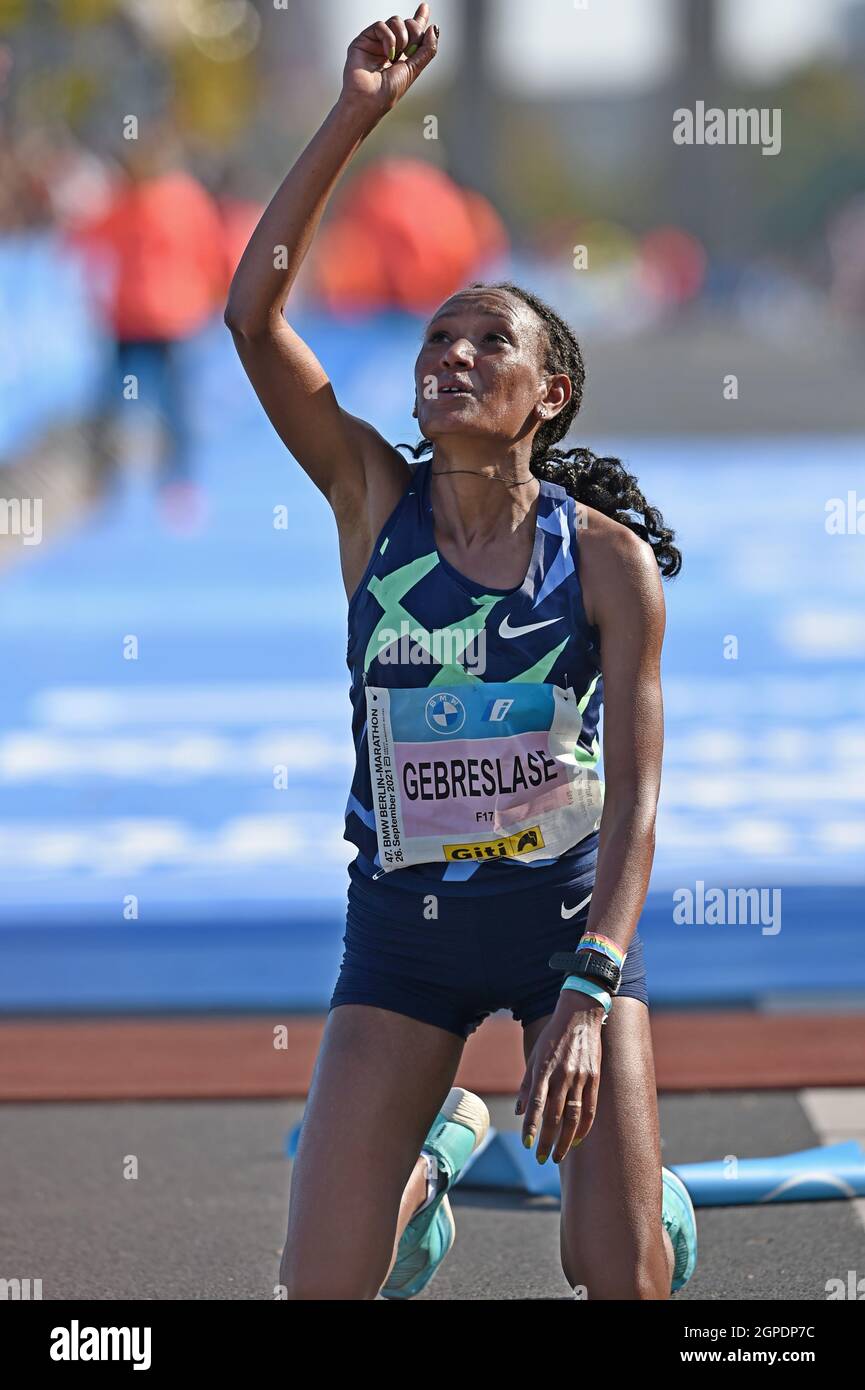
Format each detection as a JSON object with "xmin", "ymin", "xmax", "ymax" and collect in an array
[{"xmin": 329, "ymin": 861, "xmax": 649, "ymax": 1041}]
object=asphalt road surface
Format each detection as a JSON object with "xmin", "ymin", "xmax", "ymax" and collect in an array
[{"xmin": 3, "ymin": 1089, "xmax": 864, "ymax": 1301}]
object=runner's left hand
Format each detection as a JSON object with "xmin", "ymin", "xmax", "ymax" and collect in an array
[{"xmin": 515, "ymin": 994, "xmax": 604, "ymax": 1162}]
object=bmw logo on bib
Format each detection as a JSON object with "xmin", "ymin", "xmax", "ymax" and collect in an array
[{"xmin": 424, "ymin": 692, "xmax": 466, "ymax": 735}]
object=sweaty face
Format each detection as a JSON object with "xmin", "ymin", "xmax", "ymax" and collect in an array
[{"xmin": 414, "ymin": 289, "xmax": 549, "ymax": 445}]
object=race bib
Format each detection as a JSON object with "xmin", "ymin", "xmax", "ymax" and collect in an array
[{"xmin": 364, "ymin": 682, "xmax": 604, "ymax": 873}]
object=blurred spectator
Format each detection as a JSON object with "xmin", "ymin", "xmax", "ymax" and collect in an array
[
  {"xmin": 307, "ymin": 157, "xmax": 509, "ymax": 316},
  {"xmin": 69, "ymin": 125, "xmax": 229, "ymax": 530},
  {"xmin": 19, "ymin": 126, "xmax": 115, "ymax": 230},
  {"xmin": 828, "ymin": 192, "xmax": 865, "ymax": 324},
  {"xmin": 0, "ymin": 130, "xmax": 53, "ymax": 230}
]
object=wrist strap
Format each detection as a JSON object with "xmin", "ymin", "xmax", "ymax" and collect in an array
[{"xmin": 561, "ymin": 974, "xmax": 612, "ymax": 1018}]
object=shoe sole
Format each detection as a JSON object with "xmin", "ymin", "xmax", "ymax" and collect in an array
[{"xmin": 381, "ymin": 1195, "xmax": 455, "ymax": 1299}]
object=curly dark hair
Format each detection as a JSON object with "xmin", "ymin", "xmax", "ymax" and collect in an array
[{"xmin": 399, "ymin": 280, "xmax": 682, "ymax": 579}]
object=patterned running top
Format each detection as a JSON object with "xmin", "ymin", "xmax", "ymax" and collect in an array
[{"xmin": 343, "ymin": 455, "xmax": 604, "ymax": 895}]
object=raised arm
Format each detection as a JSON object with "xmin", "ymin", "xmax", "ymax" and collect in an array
[{"xmin": 224, "ymin": 6, "xmax": 439, "ymax": 598}]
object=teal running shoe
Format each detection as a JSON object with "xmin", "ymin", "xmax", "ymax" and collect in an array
[
  {"xmin": 662, "ymin": 1165, "xmax": 698, "ymax": 1293},
  {"xmin": 380, "ymin": 1087, "xmax": 489, "ymax": 1300}
]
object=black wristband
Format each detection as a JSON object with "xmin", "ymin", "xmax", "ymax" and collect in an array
[{"xmin": 548, "ymin": 949, "xmax": 622, "ymax": 994}]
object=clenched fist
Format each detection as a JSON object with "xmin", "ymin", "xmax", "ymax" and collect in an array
[{"xmin": 341, "ymin": 4, "xmax": 439, "ymax": 113}]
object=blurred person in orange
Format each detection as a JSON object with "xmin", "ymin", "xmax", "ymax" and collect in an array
[
  {"xmin": 71, "ymin": 121, "xmax": 229, "ymax": 529},
  {"xmin": 308, "ymin": 157, "xmax": 508, "ymax": 315}
]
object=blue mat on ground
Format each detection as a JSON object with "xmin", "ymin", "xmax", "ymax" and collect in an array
[
  {"xmin": 458, "ymin": 1132, "xmax": 865, "ymax": 1204},
  {"xmin": 285, "ymin": 1123, "xmax": 865, "ymax": 1205}
]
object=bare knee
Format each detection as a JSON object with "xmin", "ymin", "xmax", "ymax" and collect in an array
[
  {"xmin": 563, "ymin": 1241, "xmax": 670, "ymax": 1301},
  {"xmin": 279, "ymin": 1245, "xmax": 382, "ymax": 1301},
  {"xmin": 281, "ymin": 1276, "xmax": 381, "ymax": 1300},
  {"xmin": 565, "ymin": 1264, "xmax": 669, "ymax": 1300}
]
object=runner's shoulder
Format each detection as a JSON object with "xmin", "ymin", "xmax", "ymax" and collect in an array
[{"xmin": 574, "ymin": 504, "xmax": 661, "ymax": 625}]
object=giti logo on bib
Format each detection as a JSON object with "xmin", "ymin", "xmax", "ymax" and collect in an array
[{"xmin": 444, "ymin": 827, "xmax": 545, "ymax": 862}]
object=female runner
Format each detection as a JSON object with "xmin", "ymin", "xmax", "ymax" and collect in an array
[{"xmin": 225, "ymin": 5, "xmax": 697, "ymax": 1301}]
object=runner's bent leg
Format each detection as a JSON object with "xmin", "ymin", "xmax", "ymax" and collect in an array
[
  {"xmin": 280, "ymin": 1003, "xmax": 464, "ymax": 1299},
  {"xmin": 522, "ymin": 997, "xmax": 674, "ymax": 1300}
]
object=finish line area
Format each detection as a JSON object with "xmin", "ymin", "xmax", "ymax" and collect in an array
[{"xmin": 2, "ymin": 331, "xmax": 864, "ymax": 1301}]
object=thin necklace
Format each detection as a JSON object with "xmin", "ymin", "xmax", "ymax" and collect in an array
[{"xmin": 431, "ymin": 468, "xmax": 536, "ymax": 490}]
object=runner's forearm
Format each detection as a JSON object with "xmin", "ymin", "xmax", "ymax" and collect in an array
[
  {"xmin": 582, "ymin": 805, "xmax": 657, "ymax": 959},
  {"xmin": 225, "ymin": 96, "xmax": 382, "ymax": 335}
]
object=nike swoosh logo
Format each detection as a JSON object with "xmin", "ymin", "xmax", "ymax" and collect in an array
[
  {"xmin": 561, "ymin": 892, "xmax": 592, "ymax": 919},
  {"xmin": 499, "ymin": 614, "xmax": 564, "ymax": 639}
]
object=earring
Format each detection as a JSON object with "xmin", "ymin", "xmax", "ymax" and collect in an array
[{"xmin": 537, "ymin": 407, "xmax": 547, "ymax": 418}]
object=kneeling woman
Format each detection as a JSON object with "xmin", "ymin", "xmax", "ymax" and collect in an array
[{"xmin": 225, "ymin": 4, "xmax": 697, "ymax": 1300}]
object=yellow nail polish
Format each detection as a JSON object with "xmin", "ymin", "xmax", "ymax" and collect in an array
[
  {"xmin": 406, "ymin": 42, "xmax": 418, "ymax": 55},
  {"xmin": 388, "ymin": 44, "xmax": 396, "ymax": 60},
  {"xmin": 537, "ymin": 1152, "xmax": 549, "ymax": 1165},
  {"xmin": 523, "ymin": 1133, "xmax": 533, "ymax": 1149}
]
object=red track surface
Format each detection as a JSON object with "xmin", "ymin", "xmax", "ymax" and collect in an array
[{"xmin": 1, "ymin": 1011, "xmax": 864, "ymax": 1101}]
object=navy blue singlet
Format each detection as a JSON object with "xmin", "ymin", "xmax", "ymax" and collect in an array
[{"xmin": 343, "ymin": 456, "xmax": 605, "ymax": 895}]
